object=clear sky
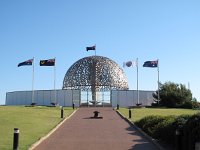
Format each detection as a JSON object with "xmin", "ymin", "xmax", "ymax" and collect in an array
[{"xmin": 0, "ymin": 0, "xmax": 200, "ymax": 104}]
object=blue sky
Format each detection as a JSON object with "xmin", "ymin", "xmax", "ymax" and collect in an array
[{"xmin": 0, "ymin": 0, "xmax": 200, "ymax": 104}]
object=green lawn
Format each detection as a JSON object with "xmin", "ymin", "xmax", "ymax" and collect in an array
[
  {"xmin": 118, "ymin": 107, "xmax": 200, "ymax": 122},
  {"xmin": 0, "ymin": 106, "xmax": 74, "ymax": 150}
]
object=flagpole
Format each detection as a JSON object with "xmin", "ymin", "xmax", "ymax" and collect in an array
[
  {"xmin": 136, "ymin": 58, "xmax": 139, "ymax": 105},
  {"xmin": 95, "ymin": 44, "xmax": 96, "ymax": 56},
  {"xmin": 157, "ymin": 59, "xmax": 160, "ymax": 103},
  {"xmin": 32, "ymin": 57, "xmax": 35, "ymax": 104},
  {"xmin": 54, "ymin": 57, "xmax": 56, "ymax": 105}
]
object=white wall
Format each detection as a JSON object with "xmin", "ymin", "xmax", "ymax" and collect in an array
[
  {"xmin": 6, "ymin": 89, "xmax": 154, "ymax": 107},
  {"xmin": 111, "ymin": 90, "xmax": 154, "ymax": 108},
  {"xmin": 6, "ymin": 89, "xmax": 80, "ymax": 107}
]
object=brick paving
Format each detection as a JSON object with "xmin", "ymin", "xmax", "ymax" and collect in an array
[{"xmin": 32, "ymin": 108, "xmax": 159, "ymax": 150}]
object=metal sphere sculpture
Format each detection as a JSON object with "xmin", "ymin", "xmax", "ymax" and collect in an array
[{"xmin": 63, "ymin": 55, "xmax": 129, "ymax": 103}]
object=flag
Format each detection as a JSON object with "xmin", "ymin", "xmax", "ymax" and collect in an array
[
  {"xmin": 18, "ymin": 59, "xmax": 33, "ymax": 67},
  {"xmin": 86, "ymin": 45, "xmax": 96, "ymax": 51},
  {"xmin": 123, "ymin": 60, "xmax": 137, "ymax": 68},
  {"xmin": 143, "ymin": 60, "xmax": 158, "ymax": 67},
  {"xmin": 40, "ymin": 59, "xmax": 55, "ymax": 66}
]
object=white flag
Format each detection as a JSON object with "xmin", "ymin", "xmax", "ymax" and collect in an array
[{"xmin": 123, "ymin": 60, "xmax": 137, "ymax": 68}]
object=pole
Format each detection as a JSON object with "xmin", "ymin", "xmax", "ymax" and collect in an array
[
  {"xmin": 61, "ymin": 106, "xmax": 64, "ymax": 118},
  {"xmin": 157, "ymin": 59, "xmax": 160, "ymax": 103},
  {"xmin": 95, "ymin": 44, "xmax": 96, "ymax": 56},
  {"xmin": 72, "ymin": 89, "xmax": 74, "ymax": 108},
  {"xmin": 129, "ymin": 109, "xmax": 131, "ymax": 118},
  {"xmin": 13, "ymin": 128, "xmax": 19, "ymax": 150},
  {"xmin": 188, "ymin": 82, "xmax": 190, "ymax": 90},
  {"xmin": 87, "ymin": 90, "xmax": 89, "ymax": 107},
  {"xmin": 136, "ymin": 58, "xmax": 139, "ymax": 105},
  {"xmin": 32, "ymin": 57, "xmax": 35, "ymax": 105},
  {"xmin": 117, "ymin": 90, "xmax": 119, "ymax": 109},
  {"xmin": 54, "ymin": 58, "xmax": 56, "ymax": 105}
]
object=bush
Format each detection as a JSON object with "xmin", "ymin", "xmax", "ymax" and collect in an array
[
  {"xmin": 171, "ymin": 115, "xmax": 191, "ymax": 147},
  {"xmin": 181, "ymin": 100, "xmax": 200, "ymax": 109},
  {"xmin": 135, "ymin": 114, "xmax": 194, "ymax": 148},
  {"xmin": 135, "ymin": 115, "xmax": 166, "ymax": 137},
  {"xmin": 184, "ymin": 113, "xmax": 200, "ymax": 150},
  {"xmin": 153, "ymin": 82, "xmax": 193, "ymax": 108},
  {"xmin": 135, "ymin": 113, "xmax": 200, "ymax": 149},
  {"xmin": 172, "ymin": 114, "xmax": 191, "ymax": 129},
  {"xmin": 153, "ymin": 116, "xmax": 176, "ymax": 143}
]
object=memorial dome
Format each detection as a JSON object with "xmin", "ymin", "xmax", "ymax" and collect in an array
[{"xmin": 63, "ymin": 55, "xmax": 129, "ymax": 91}]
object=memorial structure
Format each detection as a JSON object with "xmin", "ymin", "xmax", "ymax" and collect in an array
[{"xmin": 62, "ymin": 55, "xmax": 129, "ymax": 105}]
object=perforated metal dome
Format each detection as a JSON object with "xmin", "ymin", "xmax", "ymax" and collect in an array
[{"xmin": 62, "ymin": 55, "xmax": 129, "ymax": 91}]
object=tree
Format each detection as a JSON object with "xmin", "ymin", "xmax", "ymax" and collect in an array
[{"xmin": 153, "ymin": 81, "xmax": 192, "ymax": 107}]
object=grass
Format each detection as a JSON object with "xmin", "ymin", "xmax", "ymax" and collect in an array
[
  {"xmin": 118, "ymin": 107, "xmax": 200, "ymax": 122},
  {"xmin": 0, "ymin": 106, "xmax": 74, "ymax": 150}
]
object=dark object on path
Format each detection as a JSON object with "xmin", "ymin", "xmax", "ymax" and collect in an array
[
  {"xmin": 90, "ymin": 111, "xmax": 103, "ymax": 119},
  {"xmin": 94, "ymin": 111, "xmax": 99, "ymax": 118}
]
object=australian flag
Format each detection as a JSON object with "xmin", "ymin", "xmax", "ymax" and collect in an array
[
  {"xmin": 143, "ymin": 60, "xmax": 158, "ymax": 68},
  {"xmin": 86, "ymin": 45, "xmax": 96, "ymax": 51},
  {"xmin": 18, "ymin": 59, "xmax": 33, "ymax": 67},
  {"xmin": 40, "ymin": 59, "xmax": 55, "ymax": 66}
]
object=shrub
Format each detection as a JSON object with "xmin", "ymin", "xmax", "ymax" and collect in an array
[
  {"xmin": 171, "ymin": 115, "xmax": 191, "ymax": 147},
  {"xmin": 153, "ymin": 82, "xmax": 192, "ymax": 108},
  {"xmin": 135, "ymin": 115, "xmax": 166, "ymax": 137},
  {"xmin": 181, "ymin": 101, "xmax": 200, "ymax": 109},
  {"xmin": 135, "ymin": 114, "xmax": 192, "ymax": 147},
  {"xmin": 135, "ymin": 113, "xmax": 200, "ymax": 149},
  {"xmin": 153, "ymin": 116, "xmax": 176, "ymax": 143},
  {"xmin": 184, "ymin": 113, "xmax": 200, "ymax": 150}
]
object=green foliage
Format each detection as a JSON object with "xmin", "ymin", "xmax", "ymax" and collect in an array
[
  {"xmin": 153, "ymin": 116, "xmax": 176, "ymax": 142},
  {"xmin": 184, "ymin": 113, "xmax": 200, "ymax": 150},
  {"xmin": 135, "ymin": 115, "xmax": 165, "ymax": 136},
  {"xmin": 135, "ymin": 115, "xmax": 177, "ymax": 141},
  {"xmin": 135, "ymin": 113, "xmax": 200, "ymax": 149},
  {"xmin": 153, "ymin": 81, "xmax": 193, "ymax": 108},
  {"xmin": 181, "ymin": 100, "xmax": 200, "ymax": 109},
  {"xmin": 160, "ymin": 115, "xmax": 190, "ymax": 145}
]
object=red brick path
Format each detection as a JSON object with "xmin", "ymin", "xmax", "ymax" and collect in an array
[{"xmin": 32, "ymin": 108, "xmax": 159, "ymax": 150}]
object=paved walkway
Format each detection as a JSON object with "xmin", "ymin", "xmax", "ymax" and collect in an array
[{"xmin": 32, "ymin": 108, "xmax": 159, "ymax": 150}]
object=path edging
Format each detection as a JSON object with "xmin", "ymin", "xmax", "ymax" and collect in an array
[
  {"xmin": 29, "ymin": 109, "xmax": 78, "ymax": 150},
  {"xmin": 115, "ymin": 109, "xmax": 165, "ymax": 150}
]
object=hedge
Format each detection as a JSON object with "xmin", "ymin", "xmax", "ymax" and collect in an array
[{"xmin": 135, "ymin": 113, "xmax": 200, "ymax": 150}]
